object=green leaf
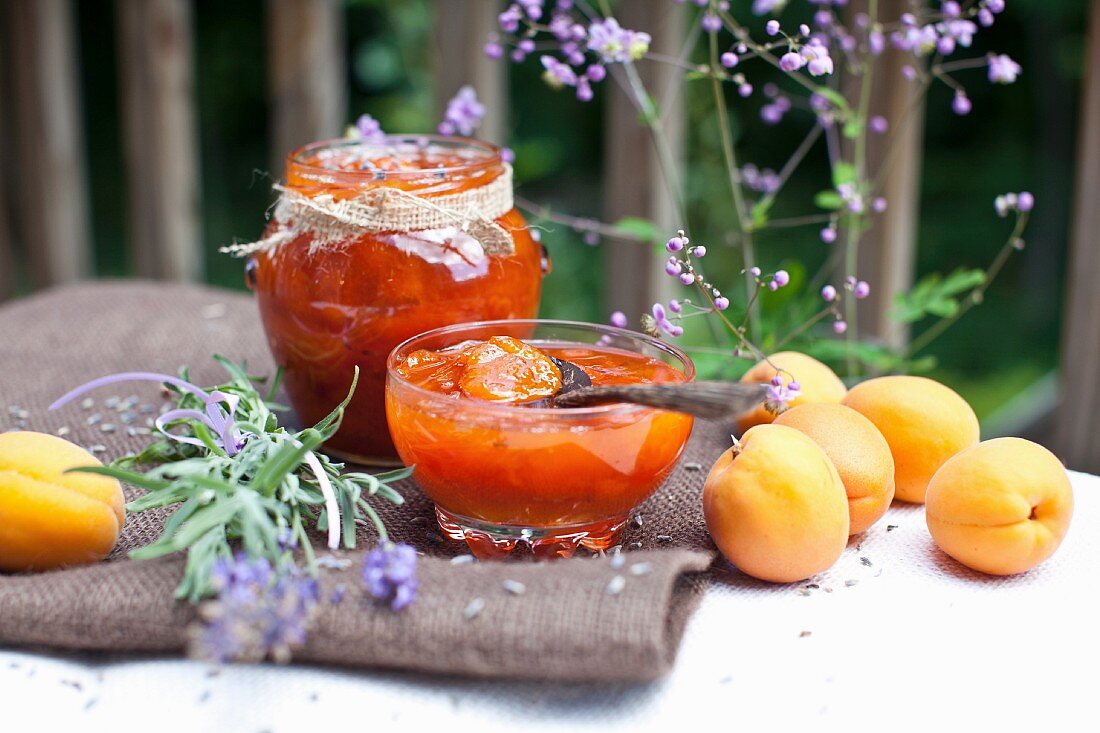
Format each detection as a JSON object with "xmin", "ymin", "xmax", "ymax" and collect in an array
[
  {"xmin": 891, "ymin": 268, "xmax": 985, "ymax": 324},
  {"xmin": 814, "ymin": 87, "xmax": 850, "ymax": 112},
  {"xmin": 611, "ymin": 216, "xmax": 660, "ymax": 243},
  {"xmin": 66, "ymin": 465, "xmax": 171, "ymax": 491},
  {"xmin": 750, "ymin": 199, "xmax": 774, "ymax": 229},
  {"xmin": 831, "ymin": 161, "xmax": 857, "ymax": 188},
  {"xmin": 814, "ymin": 190, "xmax": 844, "ymax": 210},
  {"xmin": 312, "ymin": 367, "xmax": 360, "ymax": 435}
]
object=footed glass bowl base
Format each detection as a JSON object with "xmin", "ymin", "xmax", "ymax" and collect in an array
[{"xmin": 435, "ymin": 507, "xmax": 628, "ymax": 560}]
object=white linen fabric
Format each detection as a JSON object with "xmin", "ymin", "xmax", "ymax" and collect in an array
[{"xmin": 2, "ymin": 470, "xmax": 1097, "ymax": 732}]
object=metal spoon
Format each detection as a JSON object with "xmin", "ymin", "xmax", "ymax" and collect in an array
[{"xmin": 544, "ymin": 356, "xmax": 769, "ymax": 419}]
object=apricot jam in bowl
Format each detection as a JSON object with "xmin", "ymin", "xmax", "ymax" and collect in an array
[{"xmin": 386, "ymin": 320, "xmax": 695, "ymax": 559}]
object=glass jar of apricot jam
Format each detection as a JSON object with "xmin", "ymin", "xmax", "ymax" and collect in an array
[
  {"xmin": 387, "ymin": 320, "xmax": 696, "ymax": 559},
  {"xmin": 247, "ymin": 137, "xmax": 544, "ymax": 463}
]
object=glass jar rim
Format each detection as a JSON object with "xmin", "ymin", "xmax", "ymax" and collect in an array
[
  {"xmin": 386, "ymin": 318, "xmax": 696, "ymax": 418},
  {"xmin": 287, "ymin": 135, "xmax": 504, "ymax": 185}
]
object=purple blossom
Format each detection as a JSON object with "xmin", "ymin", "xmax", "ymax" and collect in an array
[
  {"xmin": 666, "ymin": 259, "xmax": 683, "ymax": 277},
  {"xmin": 193, "ymin": 554, "xmax": 320, "ymax": 664},
  {"xmin": 438, "ymin": 86, "xmax": 485, "ymax": 136},
  {"xmin": 668, "ymin": 299, "xmax": 682, "ymax": 313},
  {"xmin": 952, "ymin": 92, "xmax": 972, "ymax": 115},
  {"xmin": 943, "ymin": 1, "xmax": 961, "ymax": 18},
  {"xmin": 764, "ymin": 374, "xmax": 801, "ymax": 413},
  {"xmin": 988, "ymin": 54, "xmax": 1021, "ymax": 84},
  {"xmin": 765, "ymin": 19, "xmax": 780, "ymax": 36},
  {"xmin": 1017, "ymin": 191, "xmax": 1034, "ymax": 212},
  {"xmin": 541, "ymin": 56, "xmax": 579, "ymax": 93},
  {"xmin": 820, "ymin": 227, "xmax": 837, "ymax": 244},
  {"xmin": 587, "ymin": 18, "xmax": 651, "ymax": 63},
  {"xmin": 749, "ymin": 266, "xmax": 762, "ymax": 277},
  {"xmin": 355, "ymin": 114, "xmax": 386, "ymax": 144},
  {"xmin": 779, "ymin": 51, "xmax": 804, "ymax": 72},
  {"xmin": 586, "ymin": 64, "xmax": 607, "ymax": 82},
  {"xmin": 679, "ymin": 272, "xmax": 696, "ymax": 286},
  {"xmin": 610, "ymin": 310, "xmax": 628, "ymax": 328},
  {"xmin": 854, "ymin": 280, "xmax": 871, "ymax": 299},
  {"xmin": 833, "ymin": 320, "xmax": 848, "ymax": 334},
  {"xmin": 738, "ymin": 82, "xmax": 753, "ymax": 97},
  {"xmin": 666, "ymin": 234, "xmax": 686, "ymax": 252},
  {"xmin": 498, "ymin": 6, "xmax": 522, "ymax": 33},
  {"xmin": 741, "ymin": 163, "xmax": 780, "ymax": 194},
  {"xmin": 986, "ymin": 0, "xmax": 1005, "ymax": 13},
  {"xmin": 721, "ymin": 52, "xmax": 739, "ymax": 68},
  {"xmin": 978, "ymin": 8, "xmax": 995, "ymax": 26},
  {"xmin": 801, "ymin": 40, "xmax": 834, "ymax": 76},
  {"xmin": 714, "ymin": 296, "xmax": 730, "ymax": 311},
  {"xmin": 872, "ymin": 197, "xmax": 887, "ymax": 213},
  {"xmin": 362, "ymin": 542, "xmax": 419, "ymax": 611},
  {"xmin": 752, "ymin": 0, "xmax": 785, "ymax": 15},
  {"xmin": 869, "ymin": 115, "xmax": 888, "ymax": 134},
  {"xmin": 821, "ymin": 285, "xmax": 837, "ymax": 302},
  {"xmin": 484, "ymin": 41, "xmax": 504, "ymax": 60},
  {"xmin": 771, "ymin": 270, "xmax": 790, "ymax": 288},
  {"xmin": 868, "ymin": 30, "xmax": 885, "ymax": 56},
  {"xmin": 701, "ymin": 13, "xmax": 721, "ymax": 33}
]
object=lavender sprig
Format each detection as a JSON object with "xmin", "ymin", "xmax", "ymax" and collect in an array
[{"xmin": 53, "ymin": 356, "xmax": 411, "ymax": 602}]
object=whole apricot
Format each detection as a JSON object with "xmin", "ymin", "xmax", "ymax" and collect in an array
[
  {"xmin": 0, "ymin": 431, "xmax": 124, "ymax": 572},
  {"xmin": 703, "ymin": 424, "xmax": 849, "ymax": 583},
  {"xmin": 842, "ymin": 375, "xmax": 979, "ymax": 504},
  {"xmin": 737, "ymin": 351, "xmax": 846, "ymax": 433},
  {"xmin": 774, "ymin": 402, "xmax": 895, "ymax": 535},
  {"xmin": 926, "ymin": 437, "xmax": 1072, "ymax": 575}
]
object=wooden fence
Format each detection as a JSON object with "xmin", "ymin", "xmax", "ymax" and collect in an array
[{"xmin": 0, "ymin": 0, "xmax": 1098, "ymax": 471}]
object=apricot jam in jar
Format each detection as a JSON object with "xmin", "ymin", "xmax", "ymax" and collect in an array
[
  {"xmin": 386, "ymin": 320, "xmax": 695, "ymax": 559},
  {"xmin": 246, "ymin": 137, "xmax": 544, "ymax": 463}
]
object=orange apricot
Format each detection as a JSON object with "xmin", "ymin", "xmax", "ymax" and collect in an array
[
  {"xmin": 926, "ymin": 437, "xmax": 1072, "ymax": 575},
  {"xmin": 774, "ymin": 402, "xmax": 895, "ymax": 535},
  {"xmin": 842, "ymin": 375, "xmax": 979, "ymax": 504},
  {"xmin": 703, "ymin": 424, "xmax": 849, "ymax": 583},
  {"xmin": 736, "ymin": 351, "xmax": 846, "ymax": 433},
  {"xmin": 0, "ymin": 431, "xmax": 124, "ymax": 572}
]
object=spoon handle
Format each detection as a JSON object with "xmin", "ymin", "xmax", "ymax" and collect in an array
[{"xmin": 552, "ymin": 380, "xmax": 770, "ymax": 419}]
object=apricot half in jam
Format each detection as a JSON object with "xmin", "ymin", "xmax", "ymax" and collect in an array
[{"xmin": 458, "ymin": 336, "xmax": 562, "ymax": 403}]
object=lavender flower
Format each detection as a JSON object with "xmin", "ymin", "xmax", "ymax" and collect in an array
[
  {"xmin": 610, "ymin": 310, "xmax": 629, "ymax": 328},
  {"xmin": 362, "ymin": 542, "xmax": 419, "ymax": 611},
  {"xmin": 355, "ymin": 114, "xmax": 386, "ymax": 144},
  {"xmin": 800, "ymin": 40, "xmax": 834, "ymax": 76},
  {"xmin": 587, "ymin": 18, "xmax": 650, "ymax": 63},
  {"xmin": 765, "ymin": 19, "xmax": 780, "ymax": 36},
  {"xmin": 764, "ymin": 374, "xmax": 801, "ymax": 414},
  {"xmin": 987, "ymin": 54, "xmax": 1021, "ymax": 84},
  {"xmin": 541, "ymin": 55, "xmax": 577, "ymax": 88},
  {"xmin": 952, "ymin": 92, "xmax": 972, "ymax": 116},
  {"xmin": 821, "ymin": 285, "xmax": 837, "ymax": 302},
  {"xmin": 192, "ymin": 554, "xmax": 320, "ymax": 664},
  {"xmin": 779, "ymin": 51, "xmax": 805, "ymax": 72},
  {"xmin": 438, "ymin": 86, "xmax": 485, "ymax": 137},
  {"xmin": 701, "ymin": 13, "xmax": 722, "ymax": 33}
]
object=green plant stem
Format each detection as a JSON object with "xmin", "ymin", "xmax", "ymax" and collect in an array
[
  {"xmin": 621, "ymin": 61, "xmax": 688, "ymax": 225},
  {"xmin": 905, "ymin": 214, "xmax": 1028, "ymax": 357},
  {"xmin": 843, "ymin": 0, "xmax": 877, "ymax": 379},
  {"xmin": 706, "ymin": 28, "xmax": 760, "ymax": 341}
]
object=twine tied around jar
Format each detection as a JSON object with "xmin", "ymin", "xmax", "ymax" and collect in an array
[{"xmin": 222, "ymin": 165, "xmax": 516, "ymax": 258}]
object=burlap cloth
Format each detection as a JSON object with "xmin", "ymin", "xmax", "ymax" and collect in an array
[{"xmin": 0, "ymin": 282, "xmax": 725, "ymax": 682}]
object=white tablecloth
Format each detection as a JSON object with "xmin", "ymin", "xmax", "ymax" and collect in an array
[{"xmin": 2, "ymin": 471, "xmax": 1097, "ymax": 731}]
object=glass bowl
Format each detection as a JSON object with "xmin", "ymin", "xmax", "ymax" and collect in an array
[{"xmin": 385, "ymin": 319, "xmax": 695, "ymax": 559}]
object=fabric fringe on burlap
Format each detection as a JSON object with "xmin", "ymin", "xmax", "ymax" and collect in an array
[{"xmin": 222, "ymin": 165, "xmax": 516, "ymax": 258}]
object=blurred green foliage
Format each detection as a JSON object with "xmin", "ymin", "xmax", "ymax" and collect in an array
[{"xmin": 71, "ymin": 0, "xmax": 1087, "ymax": 424}]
